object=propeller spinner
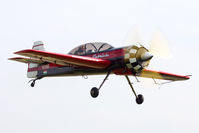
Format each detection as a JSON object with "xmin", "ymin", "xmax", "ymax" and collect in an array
[{"xmin": 124, "ymin": 45, "xmax": 153, "ymax": 74}]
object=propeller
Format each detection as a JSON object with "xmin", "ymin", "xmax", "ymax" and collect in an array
[
  {"xmin": 124, "ymin": 27, "xmax": 143, "ymax": 45},
  {"xmin": 149, "ymin": 31, "xmax": 172, "ymax": 59},
  {"xmin": 124, "ymin": 28, "xmax": 172, "ymax": 59},
  {"xmin": 124, "ymin": 28, "xmax": 172, "ymax": 88}
]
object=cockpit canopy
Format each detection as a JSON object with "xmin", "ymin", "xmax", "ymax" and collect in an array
[{"xmin": 68, "ymin": 42, "xmax": 114, "ymax": 55}]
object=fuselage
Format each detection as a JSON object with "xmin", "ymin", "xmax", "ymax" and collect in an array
[
  {"xmin": 34, "ymin": 47, "xmax": 126, "ymax": 78},
  {"xmin": 28, "ymin": 41, "xmax": 152, "ymax": 79}
]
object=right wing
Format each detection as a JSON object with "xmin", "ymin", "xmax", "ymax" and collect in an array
[
  {"xmin": 114, "ymin": 69, "xmax": 190, "ymax": 81},
  {"xmin": 13, "ymin": 49, "xmax": 111, "ymax": 69},
  {"xmin": 139, "ymin": 69, "xmax": 190, "ymax": 81}
]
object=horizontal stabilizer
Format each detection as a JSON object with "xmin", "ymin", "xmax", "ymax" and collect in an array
[{"xmin": 8, "ymin": 57, "xmax": 44, "ymax": 64}]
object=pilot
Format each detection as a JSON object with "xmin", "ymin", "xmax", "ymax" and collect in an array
[{"xmin": 74, "ymin": 45, "xmax": 86, "ymax": 55}]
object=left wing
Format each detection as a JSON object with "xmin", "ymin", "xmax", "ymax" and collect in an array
[
  {"xmin": 8, "ymin": 57, "xmax": 44, "ymax": 64},
  {"xmin": 14, "ymin": 49, "xmax": 111, "ymax": 69},
  {"xmin": 114, "ymin": 69, "xmax": 190, "ymax": 81}
]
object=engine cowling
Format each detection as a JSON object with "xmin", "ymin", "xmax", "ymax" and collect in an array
[{"xmin": 124, "ymin": 45, "xmax": 153, "ymax": 74}]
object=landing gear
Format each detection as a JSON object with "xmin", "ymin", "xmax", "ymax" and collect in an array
[
  {"xmin": 136, "ymin": 94, "xmax": 144, "ymax": 104},
  {"xmin": 90, "ymin": 87, "xmax": 99, "ymax": 98},
  {"xmin": 90, "ymin": 71, "xmax": 111, "ymax": 98},
  {"xmin": 29, "ymin": 77, "xmax": 42, "ymax": 87},
  {"xmin": 125, "ymin": 76, "xmax": 144, "ymax": 104},
  {"xmin": 31, "ymin": 81, "xmax": 35, "ymax": 87}
]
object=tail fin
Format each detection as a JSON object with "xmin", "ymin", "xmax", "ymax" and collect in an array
[
  {"xmin": 27, "ymin": 41, "xmax": 45, "ymax": 78},
  {"xmin": 32, "ymin": 41, "xmax": 45, "ymax": 51}
]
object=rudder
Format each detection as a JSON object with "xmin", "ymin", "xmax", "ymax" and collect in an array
[{"xmin": 27, "ymin": 41, "xmax": 45, "ymax": 78}]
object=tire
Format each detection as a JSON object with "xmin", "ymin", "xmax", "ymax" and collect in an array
[
  {"xmin": 90, "ymin": 87, "xmax": 99, "ymax": 98},
  {"xmin": 31, "ymin": 82, "xmax": 35, "ymax": 87},
  {"xmin": 136, "ymin": 94, "xmax": 144, "ymax": 104}
]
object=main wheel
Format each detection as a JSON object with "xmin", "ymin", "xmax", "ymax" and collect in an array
[
  {"xmin": 90, "ymin": 87, "xmax": 99, "ymax": 98},
  {"xmin": 31, "ymin": 82, "xmax": 35, "ymax": 87},
  {"xmin": 136, "ymin": 94, "xmax": 144, "ymax": 104}
]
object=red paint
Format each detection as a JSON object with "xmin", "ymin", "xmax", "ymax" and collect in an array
[
  {"xmin": 15, "ymin": 49, "xmax": 111, "ymax": 69},
  {"xmin": 24, "ymin": 49, "xmax": 124, "ymax": 72},
  {"xmin": 28, "ymin": 63, "xmax": 62, "ymax": 72},
  {"xmin": 113, "ymin": 68, "xmax": 132, "ymax": 75},
  {"xmin": 32, "ymin": 44, "xmax": 44, "ymax": 49}
]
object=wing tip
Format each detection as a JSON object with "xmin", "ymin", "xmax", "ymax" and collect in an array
[
  {"xmin": 14, "ymin": 50, "xmax": 26, "ymax": 54},
  {"xmin": 184, "ymin": 75, "xmax": 191, "ymax": 80},
  {"xmin": 8, "ymin": 57, "xmax": 21, "ymax": 61},
  {"xmin": 142, "ymin": 69, "xmax": 191, "ymax": 81},
  {"xmin": 14, "ymin": 49, "xmax": 34, "ymax": 54}
]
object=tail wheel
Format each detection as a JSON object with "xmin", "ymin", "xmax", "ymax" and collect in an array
[
  {"xmin": 90, "ymin": 87, "xmax": 99, "ymax": 98},
  {"xmin": 136, "ymin": 94, "xmax": 144, "ymax": 104},
  {"xmin": 29, "ymin": 77, "xmax": 42, "ymax": 87},
  {"xmin": 31, "ymin": 82, "xmax": 35, "ymax": 87}
]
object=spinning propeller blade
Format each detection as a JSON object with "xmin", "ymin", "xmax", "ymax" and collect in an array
[
  {"xmin": 124, "ymin": 27, "xmax": 143, "ymax": 45},
  {"xmin": 149, "ymin": 31, "xmax": 172, "ymax": 59},
  {"xmin": 124, "ymin": 28, "xmax": 172, "ymax": 59},
  {"xmin": 124, "ymin": 28, "xmax": 173, "ymax": 87}
]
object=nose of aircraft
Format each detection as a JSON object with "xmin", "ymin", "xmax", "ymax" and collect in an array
[{"xmin": 140, "ymin": 52, "xmax": 153, "ymax": 61}]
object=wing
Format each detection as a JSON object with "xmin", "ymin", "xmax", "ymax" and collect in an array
[
  {"xmin": 13, "ymin": 49, "xmax": 111, "ymax": 69},
  {"xmin": 139, "ymin": 69, "xmax": 190, "ymax": 81},
  {"xmin": 8, "ymin": 57, "xmax": 44, "ymax": 64},
  {"xmin": 114, "ymin": 69, "xmax": 190, "ymax": 81}
]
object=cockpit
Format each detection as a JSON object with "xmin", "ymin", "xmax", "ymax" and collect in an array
[{"xmin": 68, "ymin": 42, "xmax": 114, "ymax": 55}]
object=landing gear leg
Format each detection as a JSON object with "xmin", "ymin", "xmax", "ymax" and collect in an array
[
  {"xmin": 125, "ymin": 75, "xmax": 144, "ymax": 104},
  {"xmin": 28, "ymin": 77, "xmax": 42, "ymax": 87},
  {"xmin": 90, "ymin": 71, "xmax": 111, "ymax": 98}
]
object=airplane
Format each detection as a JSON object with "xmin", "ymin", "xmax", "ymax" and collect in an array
[{"xmin": 9, "ymin": 41, "xmax": 190, "ymax": 104}]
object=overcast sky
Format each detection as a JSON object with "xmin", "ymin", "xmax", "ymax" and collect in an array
[{"xmin": 1, "ymin": 0, "xmax": 199, "ymax": 133}]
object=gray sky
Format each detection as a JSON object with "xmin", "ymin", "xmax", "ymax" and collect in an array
[{"xmin": 1, "ymin": 0, "xmax": 199, "ymax": 133}]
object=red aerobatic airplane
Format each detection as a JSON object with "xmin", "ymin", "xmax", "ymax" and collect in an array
[{"xmin": 9, "ymin": 41, "xmax": 190, "ymax": 104}]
